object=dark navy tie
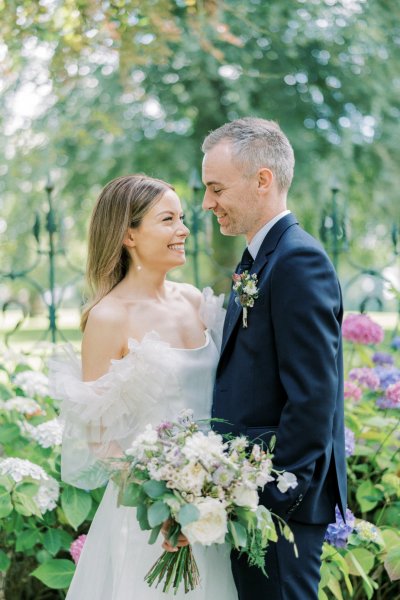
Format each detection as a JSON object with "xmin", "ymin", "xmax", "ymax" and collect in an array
[{"xmin": 237, "ymin": 247, "xmax": 254, "ymax": 274}]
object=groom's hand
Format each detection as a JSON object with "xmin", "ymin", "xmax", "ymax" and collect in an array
[{"xmin": 161, "ymin": 519, "xmax": 189, "ymax": 553}]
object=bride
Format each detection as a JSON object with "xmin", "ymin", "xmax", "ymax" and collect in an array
[{"xmin": 50, "ymin": 175, "xmax": 238, "ymax": 599}]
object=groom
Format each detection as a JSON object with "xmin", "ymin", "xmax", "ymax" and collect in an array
[{"xmin": 201, "ymin": 118, "xmax": 347, "ymax": 599}]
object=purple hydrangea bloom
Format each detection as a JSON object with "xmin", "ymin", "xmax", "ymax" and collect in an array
[
  {"xmin": 373, "ymin": 366, "xmax": 400, "ymax": 390},
  {"xmin": 349, "ymin": 367, "xmax": 380, "ymax": 391},
  {"xmin": 376, "ymin": 381, "xmax": 400, "ymax": 410},
  {"xmin": 325, "ymin": 507, "xmax": 355, "ymax": 548},
  {"xmin": 345, "ymin": 427, "xmax": 355, "ymax": 457},
  {"xmin": 372, "ymin": 352, "xmax": 394, "ymax": 366},
  {"xmin": 391, "ymin": 336, "xmax": 400, "ymax": 350}
]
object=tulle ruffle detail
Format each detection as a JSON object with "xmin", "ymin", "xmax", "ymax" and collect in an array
[{"xmin": 48, "ymin": 288, "xmax": 225, "ymax": 490}]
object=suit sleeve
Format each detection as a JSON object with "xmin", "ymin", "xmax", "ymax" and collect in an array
[{"xmin": 260, "ymin": 245, "xmax": 342, "ymax": 517}]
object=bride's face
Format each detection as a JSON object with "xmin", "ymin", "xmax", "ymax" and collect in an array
[{"xmin": 130, "ymin": 190, "xmax": 190, "ymax": 270}]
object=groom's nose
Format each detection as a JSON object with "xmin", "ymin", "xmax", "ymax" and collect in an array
[{"xmin": 202, "ymin": 189, "xmax": 215, "ymax": 211}]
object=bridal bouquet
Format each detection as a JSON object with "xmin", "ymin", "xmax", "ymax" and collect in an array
[{"xmin": 111, "ymin": 411, "xmax": 298, "ymax": 594}]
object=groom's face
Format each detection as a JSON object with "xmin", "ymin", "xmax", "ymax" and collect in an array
[{"xmin": 202, "ymin": 141, "xmax": 262, "ymax": 242}]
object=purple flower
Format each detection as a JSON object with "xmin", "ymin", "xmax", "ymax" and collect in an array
[
  {"xmin": 345, "ymin": 427, "xmax": 355, "ymax": 457},
  {"xmin": 325, "ymin": 507, "xmax": 355, "ymax": 548},
  {"xmin": 391, "ymin": 336, "xmax": 400, "ymax": 350},
  {"xmin": 376, "ymin": 381, "xmax": 400, "ymax": 410},
  {"xmin": 349, "ymin": 368, "xmax": 380, "ymax": 391},
  {"xmin": 372, "ymin": 352, "xmax": 394, "ymax": 366},
  {"xmin": 342, "ymin": 314, "xmax": 384, "ymax": 345},
  {"xmin": 373, "ymin": 366, "xmax": 400, "ymax": 390}
]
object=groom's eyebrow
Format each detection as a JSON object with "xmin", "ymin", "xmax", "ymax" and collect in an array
[{"xmin": 204, "ymin": 180, "xmax": 223, "ymax": 187}]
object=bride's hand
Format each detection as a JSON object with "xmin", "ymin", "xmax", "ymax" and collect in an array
[{"xmin": 161, "ymin": 519, "xmax": 189, "ymax": 553}]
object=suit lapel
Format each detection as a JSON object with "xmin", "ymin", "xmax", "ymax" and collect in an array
[{"xmin": 220, "ymin": 213, "xmax": 299, "ymax": 357}]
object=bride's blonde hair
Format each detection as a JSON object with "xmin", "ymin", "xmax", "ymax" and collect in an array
[{"xmin": 81, "ymin": 174, "xmax": 174, "ymax": 331}]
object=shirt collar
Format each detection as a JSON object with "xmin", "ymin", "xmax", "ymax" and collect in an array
[{"xmin": 247, "ymin": 210, "xmax": 291, "ymax": 260}]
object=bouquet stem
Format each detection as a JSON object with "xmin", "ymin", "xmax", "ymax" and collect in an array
[{"xmin": 145, "ymin": 545, "xmax": 200, "ymax": 594}]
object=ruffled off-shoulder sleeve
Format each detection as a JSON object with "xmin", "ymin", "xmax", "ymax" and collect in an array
[
  {"xmin": 200, "ymin": 287, "xmax": 226, "ymax": 351},
  {"xmin": 48, "ymin": 336, "xmax": 171, "ymax": 490}
]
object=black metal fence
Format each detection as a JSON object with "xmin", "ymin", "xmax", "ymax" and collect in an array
[{"xmin": 1, "ymin": 176, "xmax": 399, "ymax": 346}]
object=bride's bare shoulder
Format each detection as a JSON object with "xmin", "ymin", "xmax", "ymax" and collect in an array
[
  {"xmin": 86, "ymin": 295, "xmax": 128, "ymax": 328},
  {"xmin": 168, "ymin": 281, "xmax": 202, "ymax": 309},
  {"xmin": 82, "ymin": 297, "xmax": 128, "ymax": 379}
]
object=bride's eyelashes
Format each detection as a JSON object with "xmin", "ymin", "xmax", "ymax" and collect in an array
[{"xmin": 162, "ymin": 215, "xmax": 186, "ymax": 222}]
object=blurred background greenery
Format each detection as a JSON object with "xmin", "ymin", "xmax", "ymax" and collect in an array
[{"xmin": 0, "ymin": 0, "xmax": 399, "ymax": 343}]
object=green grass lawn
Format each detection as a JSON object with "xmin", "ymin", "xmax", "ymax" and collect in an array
[{"xmin": 1, "ymin": 308, "xmax": 398, "ymax": 351}]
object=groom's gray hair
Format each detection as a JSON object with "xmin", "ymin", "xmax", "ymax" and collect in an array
[{"xmin": 202, "ymin": 117, "xmax": 295, "ymax": 193}]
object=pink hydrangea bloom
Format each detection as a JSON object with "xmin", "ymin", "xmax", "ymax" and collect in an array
[
  {"xmin": 349, "ymin": 367, "xmax": 380, "ymax": 390},
  {"xmin": 384, "ymin": 381, "xmax": 400, "ymax": 408},
  {"xmin": 344, "ymin": 380, "xmax": 362, "ymax": 401},
  {"xmin": 342, "ymin": 314, "xmax": 384, "ymax": 345},
  {"xmin": 70, "ymin": 534, "xmax": 87, "ymax": 564}
]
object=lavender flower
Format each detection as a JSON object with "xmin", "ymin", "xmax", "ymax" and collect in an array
[
  {"xmin": 372, "ymin": 352, "xmax": 394, "ymax": 366},
  {"xmin": 325, "ymin": 506, "xmax": 355, "ymax": 548},
  {"xmin": 349, "ymin": 368, "xmax": 380, "ymax": 391},
  {"xmin": 345, "ymin": 427, "xmax": 355, "ymax": 457}
]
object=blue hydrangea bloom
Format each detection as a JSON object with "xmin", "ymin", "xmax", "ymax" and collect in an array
[
  {"xmin": 325, "ymin": 507, "xmax": 355, "ymax": 548},
  {"xmin": 373, "ymin": 366, "xmax": 400, "ymax": 389}
]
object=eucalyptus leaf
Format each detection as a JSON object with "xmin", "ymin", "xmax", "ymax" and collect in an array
[
  {"xmin": 177, "ymin": 503, "xmax": 199, "ymax": 527},
  {"xmin": 147, "ymin": 501, "xmax": 170, "ymax": 528},
  {"xmin": 142, "ymin": 480, "xmax": 168, "ymax": 499}
]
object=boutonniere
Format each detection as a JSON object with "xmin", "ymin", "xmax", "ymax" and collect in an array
[{"xmin": 232, "ymin": 271, "xmax": 259, "ymax": 328}]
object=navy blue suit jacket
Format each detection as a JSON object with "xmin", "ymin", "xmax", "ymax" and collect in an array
[{"xmin": 212, "ymin": 213, "xmax": 347, "ymax": 524}]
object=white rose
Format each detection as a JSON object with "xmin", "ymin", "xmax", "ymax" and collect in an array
[
  {"xmin": 181, "ymin": 497, "xmax": 228, "ymax": 545},
  {"xmin": 277, "ymin": 472, "xmax": 298, "ymax": 493},
  {"xmin": 232, "ymin": 484, "xmax": 259, "ymax": 510}
]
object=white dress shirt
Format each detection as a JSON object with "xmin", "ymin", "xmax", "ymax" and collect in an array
[{"xmin": 247, "ymin": 210, "xmax": 291, "ymax": 260}]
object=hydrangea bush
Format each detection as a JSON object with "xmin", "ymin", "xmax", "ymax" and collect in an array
[
  {"xmin": 0, "ymin": 316, "xmax": 399, "ymax": 598},
  {"xmin": 0, "ymin": 347, "xmax": 104, "ymax": 598},
  {"xmin": 318, "ymin": 315, "xmax": 400, "ymax": 600}
]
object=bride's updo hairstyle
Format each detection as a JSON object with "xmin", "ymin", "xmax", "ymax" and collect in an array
[{"xmin": 81, "ymin": 174, "xmax": 174, "ymax": 330}]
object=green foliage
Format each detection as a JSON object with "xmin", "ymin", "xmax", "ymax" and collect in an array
[
  {"xmin": 61, "ymin": 485, "xmax": 92, "ymax": 530},
  {"xmin": 31, "ymin": 558, "xmax": 75, "ymax": 589},
  {"xmin": 1, "ymin": 318, "xmax": 400, "ymax": 598},
  {"xmin": 0, "ymin": 350, "xmax": 104, "ymax": 597},
  {"xmin": 318, "ymin": 328, "xmax": 400, "ymax": 599}
]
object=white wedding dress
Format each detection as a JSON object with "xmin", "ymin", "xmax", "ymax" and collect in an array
[{"xmin": 50, "ymin": 289, "xmax": 238, "ymax": 600}]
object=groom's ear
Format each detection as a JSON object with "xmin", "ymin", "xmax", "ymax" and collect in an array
[
  {"xmin": 257, "ymin": 168, "xmax": 273, "ymax": 193},
  {"xmin": 123, "ymin": 228, "xmax": 136, "ymax": 248}
]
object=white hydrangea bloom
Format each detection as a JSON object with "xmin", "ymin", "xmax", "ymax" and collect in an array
[
  {"xmin": 13, "ymin": 371, "xmax": 49, "ymax": 397},
  {"xmin": 23, "ymin": 418, "xmax": 64, "ymax": 448},
  {"xmin": 182, "ymin": 431, "xmax": 226, "ymax": 469},
  {"xmin": 2, "ymin": 396, "xmax": 44, "ymax": 416},
  {"xmin": 0, "ymin": 457, "xmax": 59, "ymax": 514}
]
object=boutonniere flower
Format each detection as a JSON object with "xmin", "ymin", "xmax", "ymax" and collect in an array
[{"xmin": 232, "ymin": 271, "xmax": 259, "ymax": 328}]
